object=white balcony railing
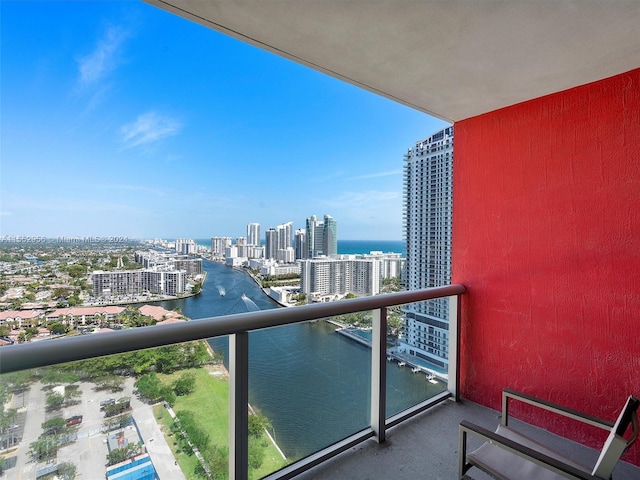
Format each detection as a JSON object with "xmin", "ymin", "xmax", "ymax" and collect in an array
[{"xmin": 0, "ymin": 284, "xmax": 465, "ymax": 480}]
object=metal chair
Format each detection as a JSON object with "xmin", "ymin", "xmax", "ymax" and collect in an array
[{"xmin": 459, "ymin": 389, "xmax": 640, "ymax": 480}]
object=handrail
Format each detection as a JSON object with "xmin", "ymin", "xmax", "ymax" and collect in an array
[{"xmin": 0, "ymin": 284, "xmax": 465, "ymax": 374}]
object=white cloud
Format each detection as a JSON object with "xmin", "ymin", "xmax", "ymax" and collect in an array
[
  {"xmin": 121, "ymin": 112, "xmax": 182, "ymax": 148},
  {"xmin": 77, "ymin": 25, "xmax": 128, "ymax": 86}
]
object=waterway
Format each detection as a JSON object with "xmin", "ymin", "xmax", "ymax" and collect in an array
[{"xmin": 156, "ymin": 256, "xmax": 443, "ymax": 461}]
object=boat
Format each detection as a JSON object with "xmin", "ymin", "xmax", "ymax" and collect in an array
[
  {"xmin": 411, "ymin": 367, "xmax": 421, "ymax": 373},
  {"xmin": 397, "ymin": 361, "xmax": 406, "ymax": 367},
  {"xmin": 426, "ymin": 374, "xmax": 438, "ymax": 384}
]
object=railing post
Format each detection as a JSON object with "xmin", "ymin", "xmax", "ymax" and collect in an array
[
  {"xmin": 229, "ymin": 332, "xmax": 249, "ymax": 480},
  {"xmin": 448, "ymin": 295, "xmax": 461, "ymax": 401},
  {"xmin": 371, "ymin": 307, "xmax": 387, "ymax": 443}
]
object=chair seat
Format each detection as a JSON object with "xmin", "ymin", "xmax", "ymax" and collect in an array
[{"xmin": 466, "ymin": 424, "xmax": 592, "ymax": 480}]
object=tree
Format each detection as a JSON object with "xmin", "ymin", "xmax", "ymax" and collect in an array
[
  {"xmin": 248, "ymin": 437, "xmax": 266, "ymax": 469},
  {"xmin": 103, "ymin": 413, "xmax": 132, "ymax": 431},
  {"xmin": 25, "ymin": 327, "xmax": 39, "ymax": 339},
  {"xmin": 42, "ymin": 417, "xmax": 67, "ymax": 435},
  {"xmin": 174, "ymin": 411, "xmax": 209, "ymax": 453},
  {"xmin": 45, "ymin": 391, "xmax": 65, "ymax": 410},
  {"xmin": 49, "ymin": 323, "xmax": 67, "ymax": 335},
  {"xmin": 64, "ymin": 385, "xmax": 82, "ymax": 404},
  {"xmin": 0, "ymin": 408, "xmax": 18, "ymax": 433},
  {"xmin": 52, "ymin": 287, "xmax": 71, "ymax": 299},
  {"xmin": 28, "ymin": 435, "xmax": 59, "ymax": 461},
  {"xmin": 382, "ymin": 277, "xmax": 403, "ymax": 293},
  {"xmin": 57, "ymin": 462, "xmax": 77, "ymax": 480},
  {"xmin": 40, "ymin": 369, "xmax": 80, "ymax": 385},
  {"xmin": 107, "ymin": 442, "xmax": 142, "ymax": 465},
  {"xmin": 387, "ymin": 313, "xmax": 405, "ymax": 337},
  {"xmin": 172, "ymin": 373, "xmax": 196, "ymax": 396},
  {"xmin": 93, "ymin": 375, "xmax": 124, "ymax": 392},
  {"xmin": 344, "ymin": 292, "xmax": 357, "ymax": 299},
  {"xmin": 3, "ymin": 370, "xmax": 31, "ymax": 394},
  {"xmin": 197, "ymin": 445, "xmax": 228, "ymax": 479},
  {"xmin": 134, "ymin": 373, "xmax": 163, "ymax": 402},
  {"xmin": 67, "ymin": 294, "xmax": 81, "ymax": 306},
  {"xmin": 248, "ymin": 413, "xmax": 272, "ymax": 437}
]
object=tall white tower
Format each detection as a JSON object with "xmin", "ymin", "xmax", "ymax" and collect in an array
[
  {"xmin": 247, "ymin": 223, "xmax": 261, "ymax": 246},
  {"xmin": 400, "ymin": 126, "xmax": 453, "ymax": 371}
]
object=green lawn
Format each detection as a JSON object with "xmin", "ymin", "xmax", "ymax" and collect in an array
[{"xmin": 154, "ymin": 366, "xmax": 288, "ymax": 479}]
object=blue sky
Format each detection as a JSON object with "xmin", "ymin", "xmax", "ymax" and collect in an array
[{"xmin": 1, "ymin": 1, "xmax": 448, "ymax": 241}]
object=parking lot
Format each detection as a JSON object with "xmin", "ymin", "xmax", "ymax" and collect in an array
[{"xmin": 3, "ymin": 378, "xmax": 184, "ymax": 479}]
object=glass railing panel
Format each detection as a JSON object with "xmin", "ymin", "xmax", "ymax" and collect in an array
[
  {"xmin": 387, "ymin": 300, "xmax": 448, "ymax": 416},
  {"xmin": 246, "ymin": 315, "xmax": 372, "ymax": 476},
  {"xmin": 0, "ymin": 339, "xmax": 230, "ymax": 480}
]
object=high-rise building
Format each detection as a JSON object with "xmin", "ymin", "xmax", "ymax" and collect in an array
[
  {"xmin": 294, "ymin": 229, "xmax": 307, "ymax": 260},
  {"xmin": 300, "ymin": 256, "xmax": 381, "ymax": 298},
  {"xmin": 306, "ymin": 214, "xmax": 338, "ymax": 258},
  {"xmin": 306, "ymin": 215, "xmax": 324, "ymax": 258},
  {"xmin": 264, "ymin": 222, "xmax": 294, "ymax": 261},
  {"xmin": 264, "ymin": 228, "xmax": 278, "ymax": 260},
  {"xmin": 323, "ymin": 214, "xmax": 337, "ymax": 256},
  {"xmin": 175, "ymin": 238, "xmax": 196, "ymax": 255},
  {"xmin": 300, "ymin": 252, "xmax": 404, "ymax": 299},
  {"xmin": 247, "ymin": 223, "xmax": 260, "ymax": 246},
  {"xmin": 211, "ymin": 237, "xmax": 232, "ymax": 256},
  {"xmin": 399, "ymin": 126, "xmax": 453, "ymax": 371},
  {"xmin": 277, "ymin": 222, "xmax": 293, "ymax": 250},
  {"xmin": 135, "ymin": 251, "xmax": 203, "ymax": 276}
]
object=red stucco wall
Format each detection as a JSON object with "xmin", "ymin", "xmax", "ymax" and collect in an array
[{"xmin": 453, "ymin": 68, "xmax": 640, "ymax": 464}]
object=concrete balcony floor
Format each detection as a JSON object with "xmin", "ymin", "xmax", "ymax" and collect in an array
[{"xmin": 295, "ymin": 398, "xmax": 640, "ymax": 480}]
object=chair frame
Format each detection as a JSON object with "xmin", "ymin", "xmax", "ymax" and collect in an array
[{"xmin": 459, "ymin": 389, "xmax": 637, "ymax": 480}]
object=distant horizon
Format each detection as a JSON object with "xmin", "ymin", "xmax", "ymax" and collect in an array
[{"xmin": 0, "ymin": 235, "xmax": 404, "ymax": 243}]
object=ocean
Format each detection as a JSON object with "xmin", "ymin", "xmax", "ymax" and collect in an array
[{"xmin": 195, "ymin": 239, "xmax": 405, "ymax": 256}]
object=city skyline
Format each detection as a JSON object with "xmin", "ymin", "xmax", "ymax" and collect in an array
[{"xmin": 0, "ymin": 1, "xmax": 448, "ymax": 241}]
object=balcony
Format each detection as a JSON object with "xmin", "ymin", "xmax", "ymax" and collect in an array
[
  {"xmin": 2, "ymin": 285, "xmax": 639, "ymax": 479},
  {"xmin": 0, "ymin": 286, "xmax": 459, "ymax": 479}
]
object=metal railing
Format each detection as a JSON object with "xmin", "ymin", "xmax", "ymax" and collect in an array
[{"xmin": 0, "ymin": 284, "xmax": 465, "ymax": 480}]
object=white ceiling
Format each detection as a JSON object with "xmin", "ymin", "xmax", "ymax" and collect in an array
[{"xmin": 145, "ymin": 0, "xmax": 640, "ymax": 122}]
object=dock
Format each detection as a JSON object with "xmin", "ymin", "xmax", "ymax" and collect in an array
[{"xmin": 335, "ymin": 326, "xmax": 372, "ymax": 347}]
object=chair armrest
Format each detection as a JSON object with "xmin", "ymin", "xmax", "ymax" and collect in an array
[
  {"xmin": 502, "ymin": 389, "xmax": 614, "ymax": 431},
  {"xmin": 459, "ymin": 420, "xmax": 599, "ymax": 480}
]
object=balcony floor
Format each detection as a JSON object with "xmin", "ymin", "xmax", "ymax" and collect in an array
[{"xmin": 294, "ymin": 398, "xmax": 640, "ymax": 480}]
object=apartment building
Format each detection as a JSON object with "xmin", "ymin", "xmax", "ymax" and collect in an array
[
  {"xmin": 247, "ymin": 223, "xmax": 261, "ymax": 246},
  {"xmin": 399, "ymin": 126, "xmax": 453, "ymax": 370},
  {"xmin": 294, "ymin": 228, "xmax": 307, "ymax": 260},
  {"xmin": 264, "ymin": 222, "xmax": 294, "ymax": 261},
  {"xmin": 92, "ymin": 268, "xmax": 186, "ymax": 296},
  {"xmin": 300, "ymin": 257, "xmax": 378, "ymax": 298},
  {"xmin": 175, "ymin": 238, "xmax": 196, "ymax": 255},
  {"xmin": 134, "ymin": 251, "xmax": 202, "ymax": 276},
  {"xmin": 211, "ymin": 236, "xmax": 232, "ymax": 256}
]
